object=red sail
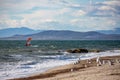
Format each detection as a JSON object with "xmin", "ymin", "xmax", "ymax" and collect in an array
[{"xmin": 26, "ymin": 37, "xmax": 32, "ymax": 46}]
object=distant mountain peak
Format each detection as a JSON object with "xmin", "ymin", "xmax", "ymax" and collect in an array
[
  {"xmin": 0, "ymin": 27, "xmax": 41, "ymax": 38},
  {"xmin": 19, "ymin": 27, "xmax": 33, "ymax": 30}
]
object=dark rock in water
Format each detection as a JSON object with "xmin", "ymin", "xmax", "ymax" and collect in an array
[
  {"xmin": 66, "ymin": 48, "xmax": 88, "ymax": 53},
  {"xmin": 66, "ymin": 48, "xmax": 102, "ymax": 53},
  {"xmin": 74, "ymin": 49, "xmax": 88, "ymax": 53},
  {"xmin": 66, "ymin": 50, "xmax": 73, "ymax": 53}
]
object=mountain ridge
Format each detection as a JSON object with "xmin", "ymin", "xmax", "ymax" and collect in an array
[
  {"xmin": 1, "ymin": 30, "xmax": 120, "ymax": 40},
  {"xmin": 97, "ymin": 28, "xmax": 120, "ymax": 34},
  {"xmin": 0, "ymin": 27, "xmax": 41, "ymax": 38}
]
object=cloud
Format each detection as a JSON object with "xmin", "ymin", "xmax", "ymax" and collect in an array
[
  {"xmin": 27, "ymin": 21, "xmax": 78, "ymax": 30},
  {"xmin": 98, "ymin": 6, "xmax": 115, "ymax": 11},
  {"xmin": 0, "ymin": 0, "xmax": 120, "ymax": 31},
  {"xmin": 72, "ymin": 10, "xmax": 86, "ymax": 16},
  {"xmin": 93, "ymin": 0, "xmax": 120, "ymax": 17},
  {"xmin": 0, "ymin": 0, "xmax": 66, "ymax": 14},
  {"xmin": 69, "ymin": 1, "xmax": 120, "ymax": 17},
  {"xmin": 70, "ymin": 16, "xmax": 118, "ymax": 31},
  {"xmin": 103, "ymin": 0, "xmax": 120, "ymax": 6}
]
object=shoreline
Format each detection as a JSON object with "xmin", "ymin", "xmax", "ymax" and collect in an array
[{"xmin": 10, "ymin": 55, "xmax": 120, "ymax": 80}]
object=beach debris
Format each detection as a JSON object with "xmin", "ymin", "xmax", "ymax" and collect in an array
[
  {"xmin": 115, "ymin": 59, "xmax": 120, "ymax": 63},
  {"xmin": 71, "ymin": 68, "xmax": 74, "ymax": 72},
  {"xmin": 96, "ymin": 57, "xmax": 102, "ymax": 66},
  {"xmin": 73, "ymin": 60, "xmax": 80, "ymax": 65},
  {"xmin": 108, "ymin": 60, "xmax": 113, "ymax": 65},
  {"xmin": 102, "ymin": 60, "xmax": 105, "ymax": 64},
  {"xmin": 87, "ymin": 59, "xmax": 91, "ymax": 63},
  {"xmin": 102, "ymin": 60, "xmax": 114, "ymax": 65},
  {"xmin": 84, "ymin": 64, "xmax": 88, "ymax": 68},
  {"xmin": 96, "ymin": 57, "xmax": 100, "ymax": 63},
  {"xmin": 73, "ymin": 58, "xmax": 81, "ymax": 65}
]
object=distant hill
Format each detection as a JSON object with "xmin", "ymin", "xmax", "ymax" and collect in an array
[
  {"xmin": 97, "ymin": 28, "xmax": 120, "ymax": 34},
  {"xmin": 0, "ymin": 27, "xmax": 41, "ymax": 38},
  {"xmin": 1, "ymin": 30, "xmax": 120, "ymax": 40}
]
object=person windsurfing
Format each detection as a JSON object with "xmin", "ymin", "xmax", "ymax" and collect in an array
[{"xmin": 25, "ymin": 37, "xmax": 32, "ymax": 46}]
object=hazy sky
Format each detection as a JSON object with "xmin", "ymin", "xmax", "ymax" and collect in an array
[{"xmin": 0, "ymin": 0, "xmax": 120, "ymax": 31}]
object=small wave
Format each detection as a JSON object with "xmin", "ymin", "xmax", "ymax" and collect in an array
[
  {"xmin": 31, "ymin": 45, "xmax": 39, "ymax": 47},
  {"xmin": 50, "ymin": 45, "xmax": 56, "ymax": 48},
  {"xmin": 38, "ymin": 55, "xmax": 59, "ymax": 59},
  {"xmin": 37, "ymin": 55, "xmax": 77, "ymax": 60},
  {"xmin": 21, "ymin": 61, "xmax": 37, "ymax": 66},
  {"xmin": 0, "ymin": 54, "xmax": 22, "ymax": 62},
  {"xmin": 78, "ymin": 49, "xmax": 120, "ymax": 60}
]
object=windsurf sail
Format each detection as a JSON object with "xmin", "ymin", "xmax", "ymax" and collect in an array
[{"xmin": 26, "ymin": 37, "xmax": 32, "ymax": 46}]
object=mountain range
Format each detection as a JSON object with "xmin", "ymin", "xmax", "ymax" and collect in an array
[
  {"xmin": 98, "ymin": 28, "xmax": 120, "ymax": 34},
  {"xmin": 0, "ymin": 29, "xmax": 120, "ymax": 40},
  {"xmin": 0, "ymin": 27, "xmax": 41, "ymax": 38}
]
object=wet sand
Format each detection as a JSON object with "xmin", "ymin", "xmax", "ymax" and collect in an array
[{"xmin": 10, "ymin": 55, "xmax": 120, "ymax": 80}]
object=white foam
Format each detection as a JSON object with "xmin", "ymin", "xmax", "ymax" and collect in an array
[
  {"xmin": 79, "ymin": 50, "xmax": 120, "ymax": 60},
  {"xmin": 31, "ymin": 45, "xmax": 39, "ymax": 47},
  {"xmin": 1, "ymin": 50, "xmax": 120, "ymax": 80},
  {"xmin": 0, "ymin": 59, "xmax": 75, "ymax": 80}
]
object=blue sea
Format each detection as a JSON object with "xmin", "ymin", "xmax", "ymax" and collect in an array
[{"xmin": 0, "ymin": 40, "xmax": 120, "ymax": 80}]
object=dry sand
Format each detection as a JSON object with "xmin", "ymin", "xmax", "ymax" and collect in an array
[{"xmin": 10, "ymin": 55, "xmax": 120, "ymax": 80}]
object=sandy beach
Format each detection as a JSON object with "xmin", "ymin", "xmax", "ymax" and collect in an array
[{"xmin": 10, "ymin": 55, "xmax": 120, "ymax": 80}]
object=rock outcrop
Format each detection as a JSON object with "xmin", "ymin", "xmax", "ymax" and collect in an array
[
  {"xmin": 66, "ymin": 48, "xmax": 88, "ymax": 53},
  {"xmin": 66, "ymin": 49, "xmax": 101, "ymax": 53}
]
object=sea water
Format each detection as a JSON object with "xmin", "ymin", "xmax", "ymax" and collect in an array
[{"xmin": 0, "ymin": 40, "xmax": 120, "ymax": 80}]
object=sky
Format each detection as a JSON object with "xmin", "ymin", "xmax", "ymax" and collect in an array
[{"xmin": 0, "ymin": 0, "xmax": 120, "ymax": 31}]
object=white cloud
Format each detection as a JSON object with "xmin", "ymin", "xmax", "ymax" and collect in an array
[
  {"xmin": 72, "ymin": 10, "xmax": 86, "ymax": 16},
  {"xmin": 0, "ymin": 0, "xmax": 120, "ymax": 31},
  {"xmin": 0, "ymin": 0, "xmax": 65, "ymax": 14},
  {"xmin": 70, "ymin": 17, "xmax": 117, "ymax": 31},
  {"xmin": 0, "ymin": 20, "xmax": 19, "ymax": 28},
  {"xmin": 0, "ymin": 5, "xmax": 71, "ymax": 29},
  {"xmin": 103, "ymin": 0, "xmax": 120, "ymax": 6},
  {"xmin": 59, "ymin": 8, "xmax": 71, "ymax": 14},
  {"xmin": 98, "ymin": 6, "xmax": 115, "ymax": 11}
]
